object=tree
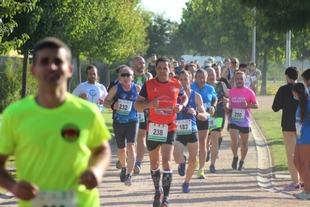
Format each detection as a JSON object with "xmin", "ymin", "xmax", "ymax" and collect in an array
[
  {"xmin": 239, "ymin": 0, "xmax": 310, "ymax": 32},
  {"xmin": 0, "ymin": 0, "xmax": 37, "ymax": 54}
]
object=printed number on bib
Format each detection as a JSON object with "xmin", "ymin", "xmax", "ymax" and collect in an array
[
  {"xmin": 209, "ymin": 117, "xmax": 217, "ymax": 129},
  {"xmin": 32, "ymin": 190, "xmax": 77, "ymax": 207},
  {"xmin": 148, "ymin": 123, "xmax": 168, "ymax": 142},
  {"xmin": 177, "ymin": 119, "xmax": 192, "ymax": 135},
  {"xmin": 138, "ymin": 112, "xmax": 145, "ymax": 123},
  {"xmin": 117, "ymin": 99, "xmax": 133, "ymax": 115},
  {"xmin": 231, "ymin": 108, "xmax": 245, "ymax": 122}
]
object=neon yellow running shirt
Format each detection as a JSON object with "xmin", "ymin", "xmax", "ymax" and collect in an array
[{"xmin": 0, "ymin": 92, "xmax": 110, "ymax": 207}]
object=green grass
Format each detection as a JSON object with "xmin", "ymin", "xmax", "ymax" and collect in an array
[{"xmin": 251, "ymin": 110, "xmax": 288, "ymax": 173}]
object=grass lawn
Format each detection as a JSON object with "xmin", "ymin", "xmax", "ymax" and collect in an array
[{"xmin": 251, "ymin": 110, "xmax": 288, "ymax": 173}]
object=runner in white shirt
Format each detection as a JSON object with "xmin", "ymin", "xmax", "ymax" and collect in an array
[{"xmin": 72, "ymin": 65, "xmax": 108, "ymax": 108}]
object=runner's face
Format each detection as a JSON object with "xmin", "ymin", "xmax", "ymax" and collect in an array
[
  {"xmin": 155, "ymin": 61, "xmax": 170, "ymax": 81},
  {"xmin": 134, "ymin": 58, "xmax": 145, "ymax": 74},
  {"xmin": 31, "ymin": 47, "xmax": 72, "ymax": 89},
  {"xmin": 195, "ymin": 73, "xmax": 207, "ymax": 86},
  {"xmin": 120, "ymin": 69, "xmax": 133, "ymax": 85},
  {"xmin": 87, "ymin": 68, "xmax": 98, "ymax": 84},
  {"xmin": 235, "ymin": 74, "xmax": 245, "ymax": 88},
  {"xmin": 207, "ymin": 69, "xmax": 216, "ymax": 83},
  {"xmin": 178, "ymin": 73, "xmax": 190, "ymax": 89}
]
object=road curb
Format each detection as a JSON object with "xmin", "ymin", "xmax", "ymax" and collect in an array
[{"xmin": 250, "ymin": 116, "xmax": 292, "ymax": 197}]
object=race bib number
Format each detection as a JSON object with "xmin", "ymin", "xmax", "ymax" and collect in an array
[
  {"xmin": 296, "ymin": 122, "xmax": 302, "ymax": 139},
  {"xmin": 209, "ymin": 117, "xmax": 217, "ymax": 129},
  {"xmin": 231, "ymin": 108, "xmax": 245, "ymax": 122},
  {"xmin": 138, "ymin": 112, "xmax": 145, "ymax": 123},
  {"xmin": 117, "ymin": 99, "xmax": 133, "ymax": 115},
  {"xmin": 32, "ymin": 190, "xmax": 77, "ymax": 207},
  {"xmin": 177, "ymin": 119, "xmax": 192, "ymax": 135},
  {"xmin": 148, "ymin": 123, "xmax": 168, "ymax": 142}
]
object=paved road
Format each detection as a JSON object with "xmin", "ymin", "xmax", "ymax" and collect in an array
[{"xmin": 0, "ymin": 96, "xmax": 307, "ymax": 206}]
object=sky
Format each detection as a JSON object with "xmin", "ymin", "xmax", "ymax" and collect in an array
[{"xmin": 140, "ymin": 0, "xmax": 188, "ymax": 23}]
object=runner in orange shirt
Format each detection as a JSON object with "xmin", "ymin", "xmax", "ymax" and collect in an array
[{"xmin": 135, "ymin": 58, "xmax": 188, "ymax": 207}]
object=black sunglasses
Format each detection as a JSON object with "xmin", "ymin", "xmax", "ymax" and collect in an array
[
  {"xmin": 120, "ymin": 73, "xmax": 132, "ymax": 77},
  {"xmin": 231, "ymin": 61, "xmax": 237, "ymax": 64}
]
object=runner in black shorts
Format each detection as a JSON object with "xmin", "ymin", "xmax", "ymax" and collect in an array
[
  {"xmin": 206, "ymin": 68, "xmax": 230, "ymax": 173},
  {"xmin": 190, "ymin": 69, "xmax": 217, "ymax": 179},
  {"xmin": 104, "ymin": 66, "xmax": 141, "ymax": 186},
  {"xmin": 132, "ymin": 56, "xmax": 152, "ymax": 174},
  {"xmin": 135, "ymin": 58, "xmax": 188, "ymax": 207},
  {"xmin": 174, "ymin": 70, "xmax": 207, "ymax": 193},
  {"xmin": 225, "ymin": 71, "xmax": 258, "ymax": 171}
]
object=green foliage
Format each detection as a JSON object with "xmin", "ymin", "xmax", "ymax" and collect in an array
[
  {"xmin": 0, "ymin": 56, "xmax": 22, "ymax": 112},
  {"xmin": 239, "ymin": 0, "xmax": 310, "ymax": 33},
  {"xmin": 0, "ymin": 0, "xmax": 38, "ymax": 54},
  {"xmin": 0, "ymin": 56, "xmax": 37, "ymax": 113},
  {"xmin": 145, "ymin": 14, "xmax": 180, "ymax": 58}
]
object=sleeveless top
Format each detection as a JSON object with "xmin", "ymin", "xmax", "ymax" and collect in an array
[
  {"xmin": 145, "ymin": 78, "xmax": 181, "ymax": 131},
  {"xmin": 177, "ymin": 90, "xmax": 198, "ymax": 132},
  {"xmin": 113, "ymin": 82, "xmax": 138, "ymax": 123}
]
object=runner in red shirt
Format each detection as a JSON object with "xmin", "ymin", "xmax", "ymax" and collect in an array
[{"xmin": 135, "ymin": 58, "xmax": 188, "ymax": 207}]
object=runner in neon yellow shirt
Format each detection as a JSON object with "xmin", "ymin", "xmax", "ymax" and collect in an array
[{"xmin": 0, "ymin": 37, "xmax": 111, "ymax": 207}]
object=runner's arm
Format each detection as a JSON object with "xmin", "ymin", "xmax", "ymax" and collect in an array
[
  {"xmin": 195, "ymin": 93, "xmax": 207, "ymax": 121},
  {"xmin": 80, "ymin": 140, "xmax": 111, "ymax": 189},
  {"xmin": 0, "ymin": 154, "xmax": 38, "ymax": 200},
  {"xmin": 103, "ymin": 85, "xmax": 117, "ymax": 109}
]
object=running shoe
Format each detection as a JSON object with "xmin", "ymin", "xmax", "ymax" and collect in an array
[
  {"xmin": 197, "ymin": 168, "xmax": 205, "ymax": 179},
  {"xmin": 116, "ymin": 160, "xmax": 122, "ymax": 169},
  {"xmin": 182, "ymin": 182, "xmax": 190, "ymax": 193},
  {"xmin": 178, "ymin": 155, "xmax": 187, "ymax": 176},
  {"xmin": 283, "ymin": 182, "xmax": 301, "ymax": 191},
  {"xmin": 153, "ymin": 187, "xmax": 163, "ymax": 207},
  {"xmin": 209, "ymin": 164, "xmax": 216, "ymax": 173},
  {"xmin": 231, "ymin": 157, "xmax": 238, "ymax": 170},
  {"xmin": 206, "ymin": 151, "xmax": 211, "ymax": 162},
  {"xmin": 294, "ymin": 191, "xmax": 310, "ymax": 200},
  {"xmin": 238, "ymin": 161, "xmax": 244, "ymax": 171},
  {"xmin": 120, "ymin": 168, "xmax": 127, "ymax": 182},
  {"xmin": 134, "ymin": 162, "xmax": 141, "ymax": 175},
  {"xmin": 161, "ymin": 196, "xmax": 169, "ymax": 207},
  {"xmin": 124, "ymin": 174, "xmax": 132, "ymax": 186}
]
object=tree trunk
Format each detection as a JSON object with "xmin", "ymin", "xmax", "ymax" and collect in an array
[
  {"xmin": 21, "ymin": 50, "xmax": 28, "ymax": 98},
  {"xmin": 260, "ymin": 49, "xmax": 268, "ymax": 95}
]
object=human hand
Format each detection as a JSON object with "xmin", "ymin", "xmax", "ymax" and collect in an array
[
  {"xmin": 80, "ymin": 93, "xmax": 88, "ymax": 100},
  {"xmin": 187, "ymin": 107, "xmax": 196, "ymax": 116},
  {"xmin": 79, "ymin": 169, "xmax": 99, "ymax": 190},
  {"xmin": 173, "ymin": 104, "xmax": 183, "ymax": 113},
  {"xmin": 98, "ymin": 97, "xmax": 104, "ymax": 105},
  {"xmin": 113, "ymin": 101, "xmax": 119, "ymax": 110},
  {"xmin": 149, "ymin": 99, "xmax": 159, "ymax": 108},
  {"xmin": 209, "ymin": 106, "xmax": 215, "ymax": 116},
  {"xmin": 242, "ymin": 101, "xmax": 247, "ymax": 108},
  {"xmin": 10, "ymin": 181, "xmax": 39, "ymax": 200}
]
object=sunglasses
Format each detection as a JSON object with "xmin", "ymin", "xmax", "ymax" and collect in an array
[
  {"xmin": 120, "ymin": 73, "xmax": 132, "ymax": 77},
  {"xmin": 231, "ymin": 62, "xmax": 237, "ymax": 64}
]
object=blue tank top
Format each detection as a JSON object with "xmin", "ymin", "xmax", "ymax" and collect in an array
[
  {"xmin": 190, "ymin": 82, "xmax": 217, "ymax": 118},
  {"xmin": 113, "ymin": 82, "xmax": 138, "ymax": 123},
  {"xmin": 177, "ymin": 90, "xmax": 198, "ymax": 132}
]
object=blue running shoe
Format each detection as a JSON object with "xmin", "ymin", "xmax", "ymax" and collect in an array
[
  {"xmin": 182, "ymin": 182, "xmax": 190, "ymax": 193},
  {"xmin": 178, "ymin": 155, "xmax": 187, "ymax": 176}
]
